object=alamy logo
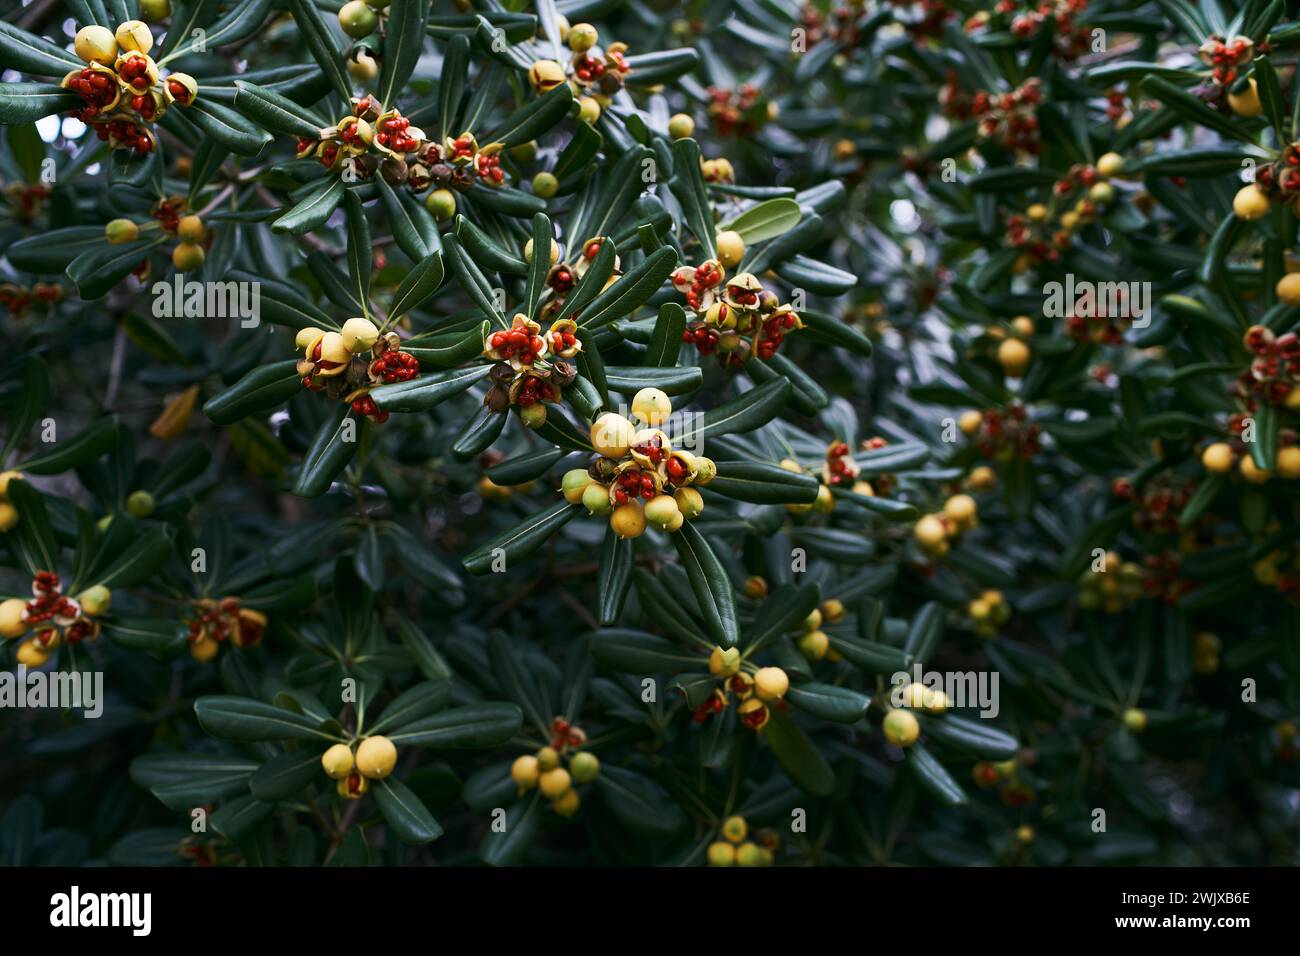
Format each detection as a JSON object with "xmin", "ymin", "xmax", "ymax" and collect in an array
[
  {"xmin": 889, "ymin": 664, "xmax": 1000, "ymax": 718},
  {"xmin": 151, "ymin": 275, "xmax": 261, "ymax": 328},
  {"xmin": 49, "ymin": 886, "xmax": 151, "ymax": 936},
  {"xmin": 0, "ymin": 665, "xmax": 103, "ymax": 718},
  {"xmin": 1042, "ymin": 273, "xmax": 1151, "ymax": 328}
]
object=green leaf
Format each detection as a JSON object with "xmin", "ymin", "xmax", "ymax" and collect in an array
[
  {"xmin": 589, "ymin": 628, "xmax": 702, "ymax": 673},
  {"xmin": 378, "ymin": 0, "xmax": 429, "ymax": 110},
  {"xmin": 388, "ymin": 251, "xmax": 445, "ymax": 319},
  {"xmin": 595, "ymin": 765, "xmax": 685, "ymax": 837},
  {"xmin": 597, "ymin": 525, "xmax": 634, "ymax": 625},
  {"xmin": 2, "ymin": 357, "xmax": 49, "ymax": 462},
  {"xmin": 603, "ymin": 365, "xmax": 701, "ymax": 395},
  {"xmin": 906, "ymin": 744, "xmax": 968, "ymax": 805},
  {"xmin": 285, "ymin": 0, "xmax": 352, "ymax": 100},
  {"xmin": 462, "ymin": 501, "xmax": 583, "ymax": 574},
  {"xmin": 904, "ymin": 602, "xmax": 945, "ymax": 665},
  {"xmin": 163, "ymin": 0, "xmax": 273, "ymax": 61},
  {"xmin": 91, "ymin": 528, "xmax": 173, "ymax": 589},
  {"xmin": 273, "ymin": 177, "xmax": 345, "ymax": 235},
  {"xmin": 438, "ymin": 34, "xmax": 470, "ymax": 141},
  {"xmin": 744, "ymin": 583, "xmax": 821, "ymax": 655},
  {"xmin": 130, "ymin": 753, "xmax": 259, "ymax": 811},
  {"xmin": 762, "ymin": 709, "xmax": 834, "ymax": 796},
  {"xmin": 576, "ymin": 247, "xmax": 678, "ymax": 329},
  {"xmin": 376, "ymin": 176, "xmax": 440, "ymax": 263},
  {"xmin": 370, "ymin": 681, "xmax": 452, "ymax": 735},
  {"xmin": 669, "ymin": 138, "xmax": 716, "ymax": 261},
  {"xmin": 786, "ymin": 683, "xmax": 871, "ymax": 723},
  {"xmin": 389, "ymin": 703, "xmax": 523, "ymax": 748},
  {"xmin": 671, "ymin": 521, "xmax": 739, "ymax": 647},
  {"xmin": 708, "ymin": 461, "xmax": 820, "ymax": 504},
  {"xmin": 370, "ymin": 364, "xmax": 490, "ymax": 411},
  {"xmin": 5, "ymin": 479, "xmax": 58, "ymax": 575},
  {"xmin": 374, "ymin": 776, "xmax": 444, "ymax": 844},
  {"xmin": 194, "ymin": 696, "xmax": 337, "ymax": 742},
  {"xmin": 486, "ymin": 447, "xmax": 564, "ymax": 485},
  {"xmin": 644, "ymin": 302, "xmax": 686, "ymax": 367},
  {"xmin": 292, "ymin": 406, "xmax": 361, "ymax": 497},
  {"xmin": 232, "ymin": 81, "xmax": 324, "ymax": 138},
  {"xmin": 204, "ymin": 360, "xmax": 303, "ymax": 426},
  {"xmin": 480, "ymin": 793, "xmax": 542, "ymax": 866},
  {"xmin": 344, "ymin": 190, "xmax": 372, "ymax": 316},
  {"xmin": 671, "ymin": 378, "xmax": 791, "ymax": 447},
  {"xmin": 0, "ymin": 83, "xmax": 80, "ymax": 124},
  {"xmin": 0, "ymin": 21, "xmax": 82, "ymax": 76},
  {"xmin": 721, "ymin": 198, "xmax": 803, "ymax": 244},
  {"xmin": 250, "ymin": 749, "xmax": 326, "ymax": 803},
  {"xmin": 186, "ymin": 98, "xmax": 273, "ymax": 156},
  {"xmin": 20, "ymin": 418, "xmax": 118, "ymax": 474},
  {"xmin": 486, "ymin": 82, "xmax": 574, "ymax": 148},
  {"xmin": 917, "ymin": 714, "xmax": 1018, "ymax": 760},
  {"xmin": 66, "ymin": 237, "xmax": 164, "ymax": 300}
]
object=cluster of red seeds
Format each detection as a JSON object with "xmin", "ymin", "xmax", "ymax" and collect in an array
[
  {"xmin": 549, "ymin": 327, "xmax": 577, "ymax": 353},
  {"xmin": 489, "ymin": 327, "xmax": 546, "ymax": 365},
  {"xmin": 66, "ymin": 68, "xmax": 118, "ymax": 116},
  {"xmin": 371, "ymin": 348, "xmax": 419, "ymax": 383},
  {"xmin": 24, "ymin": 573, "xmax": 78, "ymax": 637},
  {"xmin": 0, "ymin": 282, "xmax": 62, "ymax": 316},
  {"xmin": 1105, "ymin": 88, "xmax": 1127, "ymax": 123},
  {"xmin": 474, "ymin": 152, "xmax": 504, "ymax": 184},
  {"xmin": 350, "ymin": 394, "xmax": 388, "ymax": 424},
  {"xmin": 1004, "ymin": 213, "xmax": 1066, "ymax": 264},
  {"xmin": 798, "ymin": 3, "xmax": 865, "ymax": 49},
  {"xmin": 166, "ymin": 77, "xmax": 191, "ymax": 104},
  {"xmin": 665, "ymin": 455, "xmax": 690, "ymax": 485},
  {"xmin": 675, "ymin": 263, "xmax": 724, "ymax": 312},
  {"xmin": 117, "ymin": 53, "xmax": 151, "ymax": 89},
  {"xmin": 692, "ymin": 688, "xmax": 727, "ymax": 723},
  {"xmin": 1250, "ymin": 146, "xmax": 1300, "ymax": 198},
  {"xmin": 152, "ymin": 197, "xmax": 183, "ymax": 233},
  {"xmin": 573, "ymin": 51, "xmax": 608, "ymax": 85},
  {"xmin": 972, "ymin": 405, "xmax": 1043, "ymax": 459},
  {"xmin": 1112, "ymin": 477, "xmax": 1193, "ymax": 534},
  {"xmin": 1199, "ymin": 36, "xmax": 1254, "ymax": 86},
  {"xmin": 972, "ymin": 0, "xmax": 1091, "ymax": 59},
  {"xmin": 1235, "ymin": 326, "xmax": 1300, "ymax": 408},
  {"xmin": 549, "ymin": 717, "xmax": 587, "ymax": 750},
  {"xmin": 940, "ymin": 76, "xmax": 1043, "ymax": 153},
  {"xmin": 548, "ymin": 265, "xmax": 576, "ymax": 295},
  {"xmin": 613, "ymin": 468, "xmax": 657, "ymax": 503},
  {"xmin": 1141, "ymin": 551, "xmax": 1198, "ymax": 604},
  {"xmin": 901, "ymin": 0, "xmax": 954, "ymax": 40},
  {"xmin": 825, "ymin": 441, "xmax": 856, "ymax": 485},
  {"xmin": 376, "ymin": 115, "xmax": 418, "ymax": 153},
  {"xmin": 756, "ymin": 311, "xmax": 799, "ymax": 360},
  {"xmin": 707, "ymin": 85, "xmax": 764, "ymax": 137},
  {"xmin": 93, "ymin": 117, "xmax": 153, "ymax": 153},
  {"xmin": 188, "ymin": 598, "xmax": 240, "ymax": 645},
  {"xmin": 515, "ymin": 375, "xmax": 557, "ymax": 408},
  {"xmin": 339, "ymin": 120, "xmax": 367, "ymax": 146}
]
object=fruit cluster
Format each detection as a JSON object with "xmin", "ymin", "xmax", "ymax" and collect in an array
[
  {"xmin": 510, "ymin": 718, "xmax": 600, "ymax": 818},
  {"xmin": 0, "ymin": 573, "xmax": 107, "ymax": 668},
  {"xmin": 706, "ymin": 85, "xmax": 776, "ymax": 138},
  {"xmin": 482, "ymin": 311, "xmax": 583, "ymax": 427},
  {"xmin": 566, "ymin": 389, "xmax": 716, "ymax": 538},
  {"xmin": 706, "ymin": 815, "xmax": 778, "ymax": 867},
  {"xmin": 186, "ymin": 597, "xmax": 267, "ymax": 663},
  {"xmin": 1197, "ymin": 34, "xmax": 1255, "ymax": 86},
  {"xmin": 60, "ymin": 23, "xmax": 197, "ymax": 154},
  {"xmin": 939, "ymin": 76, "xmax": 1043, "ymax": 154},
  {"xmin": 321, "ymin": 735, "xmax": 398, "ymax": 801},
  {"xmin": 296, "ymin": 319, "xmax": 416, "ymax": 424},
  {"xmin": 527, "ymin": 21, "xmax": 631, "ymax": 124},
  {"xmin": 296, "ymin": 96, "xmax": 426, "ymax": 181},
  {"xmin": 679, "ymin": 270, "xmax": 802, "ymax": 365},
  {"xmin": 959, "ymin": 404, "xmax": 1043, "ymax": 460},
  {"xmin": 701, "ymin": 653, "xmax": 789, "ymax": 731},
  {"xmin": 1236, "ymin": 325, "xmax": 1300, "ymax": 410},
  {"xmin": 1112, "ymin": 474, "xmax": 1195, "ymax": 533},
  {"xmin": 105, "ymin": 197, "xmax": 208, "ymax": 271},
  {"xmin": 913, "ymin": 493, "xmax": 979, "ymax": 558},
  {"xmin": 798, "ymin": 3, "xmax": 867, "ymax": 51},
  {"xmin": 966, "ymin": 0, "xmax": 1092, "ymax": 59},
  {"xmin": 1076, "ymin": 551, "xmax": 1144, "ymax": 614},
  {"xmin": 0, "ymin": 281, "xmax": 62, "ymax": 317},
  {"xmin": 966, "ymin": 589, "xmax": 1011, "ymax": 639}
]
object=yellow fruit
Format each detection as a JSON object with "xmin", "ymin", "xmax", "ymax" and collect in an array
[
  {"xmin": 577, "ymin": 96, "xmax": 601, "ymax": 124},
  {"xmin": 532, "ymin": 172, "xmax": 558, "ymax": 199},
  {"xmin": 1201, "ymin": 442, "xmax": 1235, "ymax": 474},
  {"xmin": 721, "ymin": 815, "xmax": 747, "ymax": 843},
  {"xmin": 610, "ymin": 501, "xmax": 647, "ymax": 539},
  {"xmin": 348, "ymin": 49, "xmax": 379, "ymax": 82},
  {"xmin": 1059, "ymin": 210, "xmax": 1080, "ymax": 231},
  {"xmin": 552, "ymin": 788, "xmax": 581, "ymax": 816},
  {"xmin": 140, "ymin": 0, "xmax": 172, "ymax": 21},
  {"xmin": 340, "ymin": 317, "xmax": 380, "ymax": 353},
  {"xmin": 914, "ymin": 514, "xmax": 947, "ymax": 550},
  {"xmin": 1227, "ymin": 78, "xmax": 1263, "ymax": 117},
  {"xmin": 753, "ymin": 666, "xmax": 789, "ymax": 702},
  {"xmin": 1089, "ymin": 182, "xmax": 1115, "ymax": 205},
  {"xmin": 581, "ymin": 481, "xmax": 611, "ymax": 515},
  {"xmin": 1011, "ymin": 315, "xmax": 1035, "ymax": 337},
  {"xmin": 105, "ymin": 218, "xmax": 139, "ymax": 244},
  {"xmin": 339, "ymin": 0, "xmax": 378, "ymax": 38},
  {"xmin": 321, "ymin": 744, "xmax": 355, "ymax": 780},
  {"xmin": 16, "ymin": 639, "xmax": 50, "ymax": 668},
  {"xmin": 1096, "ymin": 152, "xmax": 1123, "ymax": 178},
  {"xmin": 668, "ymin": 113, "xmax": 694, "ymax": 139},
  {"xmin": 126, "ymin": 490, "xmax": 155, "ymax": 518},
  {"xmin": 528, "ymin": 59, "xmax": 566, "ymax": 92},
  {"xmin": 630, "ymin": 387, "xmax": 672, "ymax": 426},
  {"xmin": 820, "ymin": 599, "xmax": 845, "ymax": 624},
  {"xmin": 568, "ymin": 22, "xmax": 598, "ymax": 52},
  {"xmin": 539, "ymin": 767, "xmax": 572, "ymax": 799},
  {"xmin": 708, "ymin": 841, "xmax": 737, "ymax": 866},
  {"xmin": 997, "ymin": 337, "xmax": 1031, "ymax": 377},
  {"xmin": 1233, "ymin": 184, "xmax": 1270, "ymax": 221},
  {"xmin": 882, "ymin": 709, "xmax": 920, "ymax": 747},
  {"xmin": 1016, "ymin": 825, "xmax": 1035, "ymax": 844},
  {"xmin": 591, "ymin": 413, "xmax": 635, "ymax": 458},
  {"xmin": 1026, "ymin": 203, "xmax": 1047, "ymax": 222},
  {"xmin": 355, "ymin": 735, "xmax": 397, "ymax": 779},
  {"xmin": 172, "ymin": 241, "xmax": 205, "ymax": 272},
  {"xmin": 798, "ymin": 629, "xmax": 829, "ymax": 661},
  {"xmin": 736, "ymin": 842, "xmax": 765, "ymax": 866},
  {"xmin": 716, "ymin": 230, "xmax": 745, "ymax": 268},
  {"xmin": 523, "ymin": 237, "xmax": 560, "ymax": 265},
  {"xmin": 0, "ymin": 502, "xmax": 17, "ymax": 533},
  {"xmin": 1278, "ymin": 446, "xmax": 1300, "ymax": 479},
  {"xmin": 115, "ymin": 20, "xmax": 154, "ymax": 55},
  {"xmin": 944, "ymin": 493, "xmax": 977, "ymax": 526},
  {"xmin": 813, "ymin": 484, "xmax": 835, "ymax": 514},
  {"xmin": 0, "ymin": 598, "xmax": 27, "ymax": 638},
  {"xmin": 75, "ymin": 25, "xmax": 118, "ymax": 65},
  {"xmin": 190, "ymin": 636, "xmax": 219, "ymax": 662},
  {"xmin": 1278, "ymin": 273, "xmax": 1300, "ymax": 305},
  {"xmin": 536, "ymin": 746, "xmax": 559, "ymax": 772},
  {"xmin": 1240, "ymin": 455, "xmax": 1271, "ymax": 484},
  {"xmin": 1123, "ymin": 708, "xmax": 1147, "ymax": 733},
  {"xmin": 968, "ymin": 598, "xmax": 991, "ymax": 621},
  {"xmin": 511, "ymin": 754, "xmax": 540, "ymax": 790},
  {"xmin": 959, "ymin": 410, "xmax": 983, "ymax": 435},
  {"xmin": 968, "ymin": 465, "xmax": 995, "ymax": 490},
  {"xmin": 709, "ymin": 645, "xmax": 741, "ymax": 677}
]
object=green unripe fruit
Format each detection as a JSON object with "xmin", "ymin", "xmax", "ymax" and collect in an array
[
  {"xmin": 673, "ymin": 486, "xmax": 703, "ymax": 518},
  {"xmin": 582, "ymin": 482, "xmax": 612, "ymax": 515},
  {"xmin": 520, "ymin": 402, "xmax": 548, "ymax": 428},
  {"xmin": 139, "ymin": 0, "xmax": 172, "ymax": 22},
  {"xmin": 126, "ymin": 490, "xmax": 156, "ymax": 518},
  {"xmin": 509, "ymin": 140, "xmax": 538, "ymax": 164},
  {"xmin": 561, "ymin": 468, "xmax": 591, "ymax": 503},
  {"xmin": 668, "ymin": 113, "xmax": 694, "ymax": 139},
  {"xmin": 339, "ymin": 0, "xmax": 378, "ymax": 38},
  {"xmin": 643, "ymin": 494, "xmax": 680, "ymax": 531},
  {"xmin": 106, "ymin": 219, "xmax": 139, "ymax": 244},
  {"xmin": 77, "ymin": 585, "xmax": 112, "ymax": 617},
  {"xmin": 568, "ymin": 22, "xmax": 598, "ymax": 52},
  {"xmin": 882, "ymin": 708, "xmax": 920, "ymax": 747},
  {"xmin": 569, "ymin": 751, "xmax": 600, "ymax": 784},
  {"xmin": 532, "ymin": 172, "xmax": 559, "ymax": 199},
  {"xmin": 1123, "ymin": 708, "xmax": 1147, "ymax": 733},
  {"xmin": 707, "ymin": 841, "xmax": 736, "ymax": 866},
  {"xmin": 425, "ymin": 188, "xmax": 456, "ymax": 220},
  {"xmin": 736, "ymin": 842, "xmax": 765, "ymax": 866}
]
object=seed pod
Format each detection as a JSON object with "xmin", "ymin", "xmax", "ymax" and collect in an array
[
  {"xmin": 341, "ymin": 317, "xmax": 380, "ymax": 353},
  {"xmin": 581, "ymin": 481, "xmax": 611, "ymax": 515},
  {"xmin": 105, "ymin": 218, "xmax": 140, "ymax": 244},
  {"xmin": 356, "ymin": 735, "xmax": 397, "ymax": 778},
  {"xmin": 322, "ymin": 744, "xmax": 355, "ymax": 780},
  {"xmin": 529, "ymin": 59, "xmax": 567, "ymax": 93},
  {"xmin": 116, "ymin": 20, "xmax": 154, "ymax": 55},
  {"xmin": 75, "ymin": 25, "xmax": 118, "ymax": 65}
]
